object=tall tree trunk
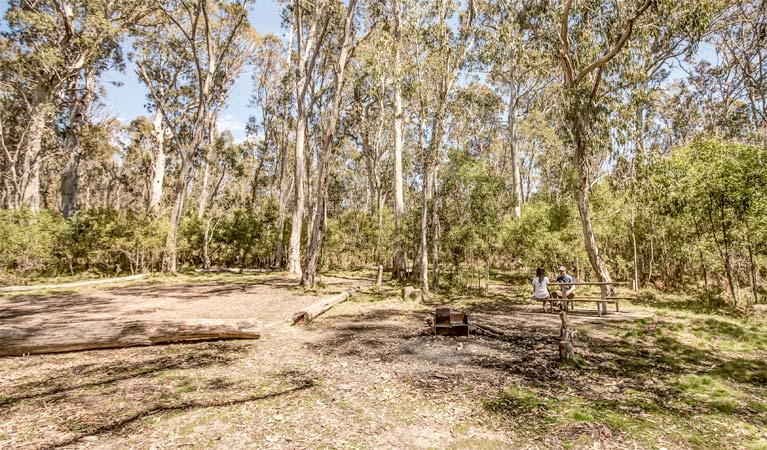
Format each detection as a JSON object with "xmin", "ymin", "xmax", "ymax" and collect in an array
[
  {"xmin": 60, "ymin": 71, "xmax": 95, "ymax": 218},
  {"xmin": 430, "ymin": 169, "xmax": 440, "ymax": 291},
  {"xmin": 392, "ymin": 0, "xmax": 407, "ymax": 280},
  {"xmin": 571, "ymin": 108, "xmax": 613, "ymax": 286},
  {"xmin": 419, "ymin": 163, "xmax": 432, "ymax": 297},
  {"xmin": 288, "ymin": 106, "xmax": 307, "ymax": 275},
  {"xmin": 20, "ymin": 92, "xmax": 51, "ymax": 213},
  {"xmin": 197, "ymin": 117, "xmax": 216, "ymax": 220},
  {"xmin": 508, "ymin": 59, "xmax": 522, "ymax": 219},
  {"xmin": 163, "ymin": 156, "xmax": 192, "ymax": 274},
  {"xmin": 275, "ymin": 144, "xmax": 291, "ymax": 268},
  {"xmin": 148, "ymin": 111, "xmax": 166, "ymax": 215},
  {"xmin": 287, "ymin": 0, "xmax": 322, "ymax": 277},
  {"xmin": 301, "ymin": 0, "xmax": 357, "ymax": 287},
  {"xmin": 419, "ymin": 86, "xmax": 449, "ymax": 296},
  {"xmin": 273, "ymin": 24, "xmax": 294, "ymax": 269},
  {"xmin": 631, "ymin": 207, "xmax": 639, "ymax": 291}
]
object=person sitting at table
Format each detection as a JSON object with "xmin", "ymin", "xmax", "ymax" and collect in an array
[
  {"xmin": 531, "ymin": 267, "xmax": 550, "ymax": 301},
  {"xmin": 551, "ymin": 266, "xmax": 576, "ymax": 301}
]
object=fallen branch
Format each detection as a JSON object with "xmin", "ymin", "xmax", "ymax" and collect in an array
[
  {"xmin": 0, "ymin": 318, "xmax": 261, "ymax": 357},
  {"xmin": 192, "ymin": 268, "xmax": 273, "ymax": 274},
  {"xmin": 292, "ymin": 287, "xmax": 358, "ymax": 325},
  {"xmin": 470, "ymin": 322, "xmax": 508, "ymax": 339},
  {"xmin": 0, "ymin": 274, "xmax": 148, "ymax": 293}
]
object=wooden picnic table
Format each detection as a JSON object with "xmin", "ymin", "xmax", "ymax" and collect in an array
[{"xmin": 545, "ymin": 281, "xmax": 631, "ymax": 316}]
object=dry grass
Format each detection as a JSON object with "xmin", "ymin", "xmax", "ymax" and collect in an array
[{"xmin": 1, "ymin": 271, "xmax": 765, "ymax": 449}]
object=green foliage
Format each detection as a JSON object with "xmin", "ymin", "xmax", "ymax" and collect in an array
[
  {"xmin": 324, "ymin": 207, "xmax": 394, "ymax": 269},
  {"xmin": 500, "ymin": 201, "xmax": 585, "ymax": 271},
  {"xmin": 0, "ymin": 208, "xmax": 165, "ymax": 279},
  {"xmin": 0, "ymin": 209, "xmax": 66, "ymax": 274},
  {"xmin": 178, "ymin": 199, "xmax": 280, "ymax": 268},
  {"xmin": 441, "ymin": 150, "xmax": 506, "ymax": 265},
  {"xmin": 61, "ymin": 208, "xmax": 166, "ymax": 274}
]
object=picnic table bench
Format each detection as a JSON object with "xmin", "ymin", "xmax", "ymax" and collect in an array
[{"xmin": 544, "ymin": 282, "xmax": 634, "ymax": 316}]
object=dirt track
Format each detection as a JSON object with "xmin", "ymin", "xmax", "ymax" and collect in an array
[{"xmin": 0, "ymin": 273, "xmax": 659, "ymax": 449}]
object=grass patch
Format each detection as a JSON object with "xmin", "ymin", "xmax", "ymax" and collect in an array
[{"xmin": 484, "ymin": 386, "xmax": 551, "ymax": 416}]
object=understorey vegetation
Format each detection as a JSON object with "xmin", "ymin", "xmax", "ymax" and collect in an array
[{"xmin": 0, "ymin": 0, "xmax": 764, "ymax": 308}]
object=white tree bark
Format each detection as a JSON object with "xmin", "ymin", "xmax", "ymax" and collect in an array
[
  {"xmin": 392, "ymin": 0, "xmax": 407, "ymax": 279},
  {"xmin": 60, "ymin": 71, "xmax": 95, "ymax": 218},
  {"xmin": 147, "ymin": 111, "xmax": 166, "ymax": 215}
]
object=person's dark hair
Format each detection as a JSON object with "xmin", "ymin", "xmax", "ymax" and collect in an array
[{"xmin": 535, "ymin": 267, "xmax": 544, "ymax": 283}]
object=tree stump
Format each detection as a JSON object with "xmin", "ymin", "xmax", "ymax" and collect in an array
[
  {"xmin": 558, "ymin": 311, "xmax": 576, "ymax": 362},
  {"xmin": 402, "ymin": 287, "xmax": 422, "ymax": 302},
  {"xmin": 376, "ymin": 265, "xmax": 384, "ymax": 287}
]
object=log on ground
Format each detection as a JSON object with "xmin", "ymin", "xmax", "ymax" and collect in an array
[
  {"xmin": 0, "ymin": 274, "xmax": 148, "ymax": 293},
  {"xmin": 0, "ymin": 318, "xmax": 261, "ymax": 357},
  {"xmin": 292, "ymin": 287, "xmax": 358, "ymax": 325}
]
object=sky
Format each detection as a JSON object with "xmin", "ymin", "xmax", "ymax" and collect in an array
[
  {"xmin": 1, "ymin": 0, "xmax": 717, "ymax": 143},
  {"xmin": 99, "ymin": 0, "xmax": 287, "ymax": 142}
]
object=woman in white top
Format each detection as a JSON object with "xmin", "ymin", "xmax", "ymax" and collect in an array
[{"xmin": 531, "ymin": 267, "xmax": 550, "ymax": 300}]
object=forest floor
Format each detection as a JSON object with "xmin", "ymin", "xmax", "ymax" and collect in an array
[{"xmin": 1, "ymin": 271, "xmax": 766, "ymax": 450}]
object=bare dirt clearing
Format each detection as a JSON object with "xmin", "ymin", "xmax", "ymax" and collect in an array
[{"xmin": 1, "ymin": 273, "xmax": 765, "ymax": 449}]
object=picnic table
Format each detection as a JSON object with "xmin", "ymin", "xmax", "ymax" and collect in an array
[{"xmin": 544, "ymin": 281, "xmax": 632, "ymax": 316}]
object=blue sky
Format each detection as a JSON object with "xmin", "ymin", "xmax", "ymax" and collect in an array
[
  {"xmin": 1, "ymin": 0, "xmax": 716, "ymax": 143},
  {"xmin": 102, "ymin": 0, "xmax": 287, "ymax": 142}
]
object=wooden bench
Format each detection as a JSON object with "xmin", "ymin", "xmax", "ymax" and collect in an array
[
  {"xmin": 542, "ymin": 296, "xmax": 635, "ymax": 316},
  {"xmin": 546, "ymin": 281, "xmax": 634, "ymax": 316}
]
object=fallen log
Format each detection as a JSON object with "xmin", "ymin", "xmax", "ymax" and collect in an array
[
  {"xmin": 470, "ymin": 321, "xmax": 508, "ymax": 339},
  {"xmin": 0, "ymin": 274, "xmax": 148, "ymax": 293},
  {"xmin": 0, "ymin": 318, "xmax": 261, "ymax": 357},
  {"xmin": 292, "ymin": 287, "xmax": 358, "ymax": 325},
  {"xmin": 192, "ymin": 268, "xmax": 273, "ymax": 274}
]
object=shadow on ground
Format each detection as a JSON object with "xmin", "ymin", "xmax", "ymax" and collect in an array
[{"xmin": 307, "ymin": 295, "xmax": 767, "ymax": 442}]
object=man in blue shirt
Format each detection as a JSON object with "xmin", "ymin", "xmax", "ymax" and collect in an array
[{"xmin": 552, "ymin": 266, "xmax": 576, "ymax": 300}]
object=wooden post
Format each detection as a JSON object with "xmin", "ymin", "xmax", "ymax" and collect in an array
[
  {"xmin": 558, "ymin": 311, "xmax": 575, "ymax": 362},
  {"xmin": 561, "ymin": 285, "xmax": 568, "ymax": 312},
  {"xmin": 599, "ymin": 284, "xmax": 608, "ymax": 316},
  {"xmin": 376, "ymin": 264, "xmax": 383, "ymax": 287}
]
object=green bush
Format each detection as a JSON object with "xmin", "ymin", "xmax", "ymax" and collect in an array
[
  {"xmin": 0, "ymin": 208, "xmax": 165, "ymax": 280},
  {"xmin": 0, "ymin": 209, "xmax": 66, "ymax": 274}
]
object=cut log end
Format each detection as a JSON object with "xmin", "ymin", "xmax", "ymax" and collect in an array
[
  {"xmin": 292, "ymin": 311, "xmax": 311, "ymax": 325},
  {"xmin": 291, "ymin": 287, "xmax": 358, "ymax": 326}
]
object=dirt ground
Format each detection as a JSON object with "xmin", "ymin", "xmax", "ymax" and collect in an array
[{"xmin": 1, "ymin": 272, "xmax": 765, "ymax": 449}]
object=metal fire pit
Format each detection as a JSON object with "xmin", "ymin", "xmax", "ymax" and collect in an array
[{"xmin": 435, "ymin": 307, "xmax": 469, "ymax": 337}]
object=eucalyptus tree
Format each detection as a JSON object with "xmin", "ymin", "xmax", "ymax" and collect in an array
[
  {"xmin": 537, "ymin": 0, "xmax": 716, "ymax": 286},
  {"xmin": 248, "ymin": 32, "xmax": 293, "ymax": 267},
  {"xmin": 301, "ymin": 0, "xmax": 376, "ymax": 287},
  {"xmin": 287, "ymin": 0, "xmax": 334, "ymax": 276},
  {"xmin": 345, "ymin": 23, "xmax": 396, "ymax": 267},
  {"xmin": 134, "ymin": 0, "xmax": 257, "ymax": 273},
  {"xmin": 0, "ymin": 0, "xmax": 145, "ymax": 213},
  {"xmin": 713, "ymin": 0, "xmax": 766, "ymax": 135},
  {"xmin": 607, "ymin": 0, "xmax": 714, "ymax": 289},
  {"xmin": 411, "ymin": 0, "xmax": 477, "ymax": 296},
  {"xmin": 60, "ymin": 70, "xmax": 95, "ymax": 218},
  {"xmin": 477, "ymin": 0, "xmax": 550, "ymax": 219},
  {"xmin": 390, "ymin": 0, "xmax": 408, "ymax": 279}
]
